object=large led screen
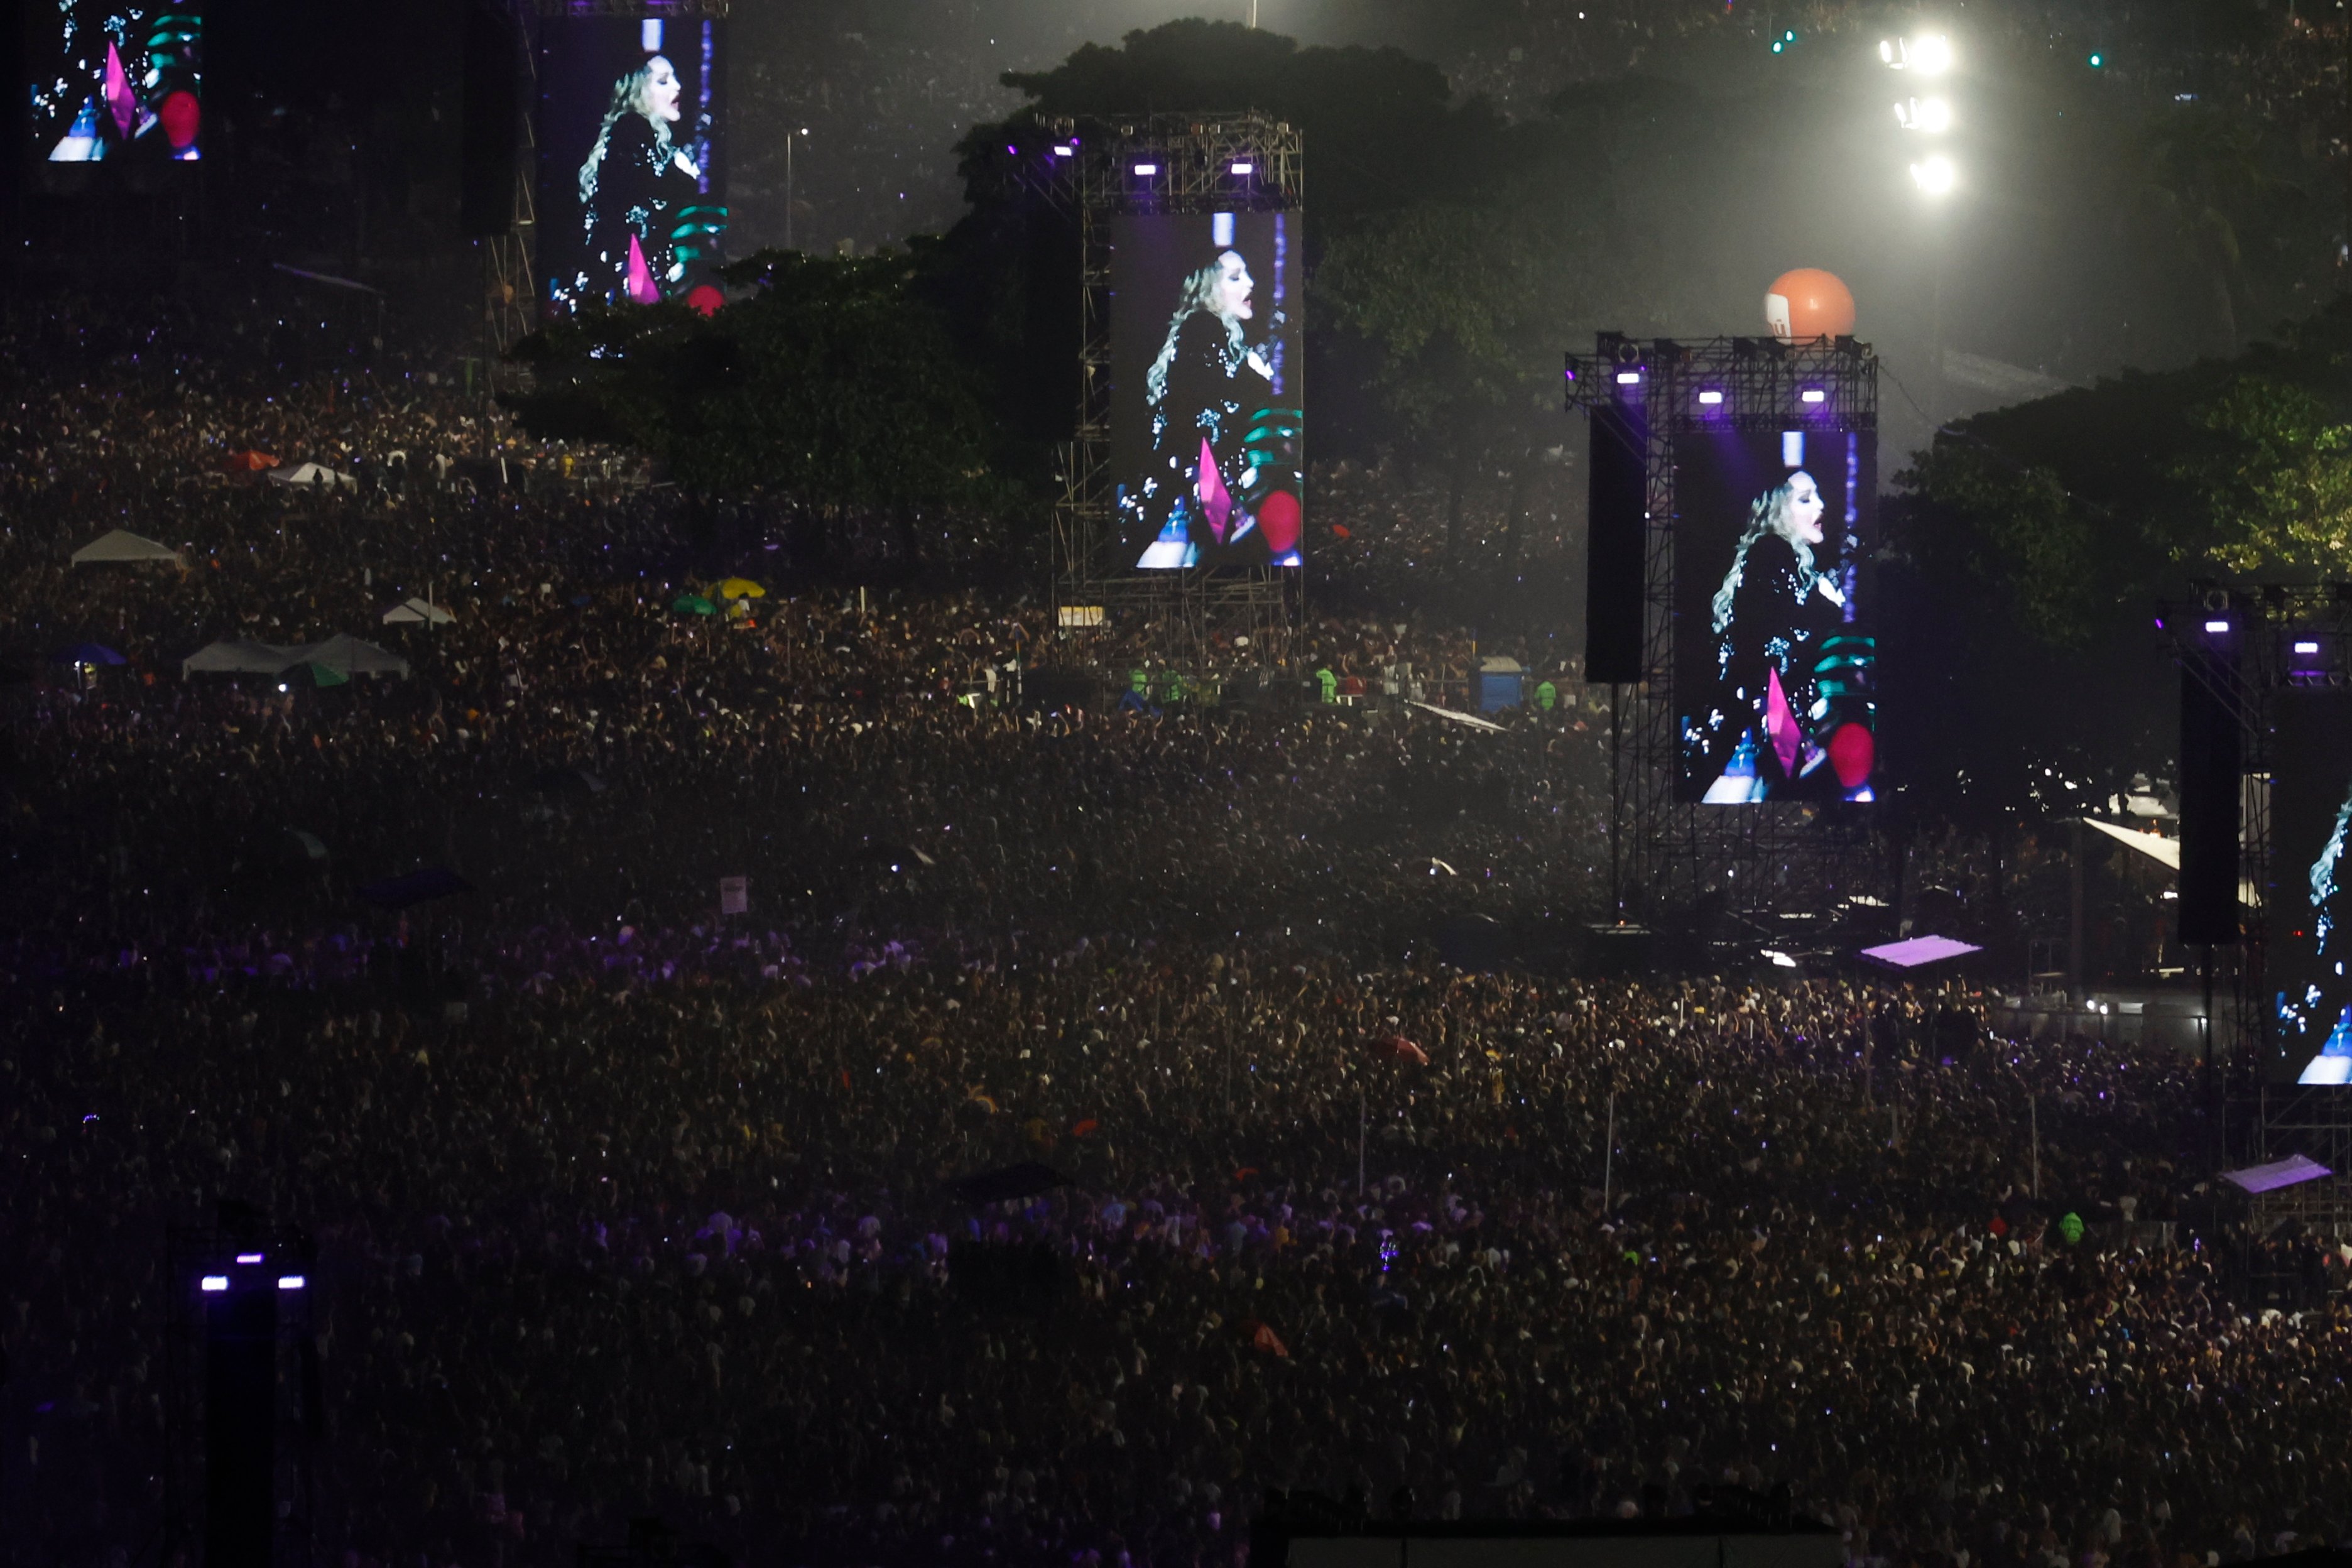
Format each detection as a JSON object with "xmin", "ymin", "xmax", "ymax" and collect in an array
[
  {"xmin": 33, "ymin": 4, "xmax": 202, "ymax": 164},
  {"xmin": 1110, "ymin": 212, "xmax": 1304, "ymax": 569},
  {"xmin": 538, "ymin": 16, "xmax": 727, "ymax": 315},
  {"xmin": 1674, "ymin": 428, "xmax": 1877, "ymax": 803},
  {"xmin": 2272, "ymin": 688, "xmax": 2352, "ymax": 1084}
]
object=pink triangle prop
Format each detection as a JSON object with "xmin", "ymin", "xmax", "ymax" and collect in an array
[
  {"xmin": 104, "ymin": 43, "xmax": 138, "ymax": 139},
  {"xmin": 1763, "ymin": 666, "xmax": 1802, "ymax": 778},
  {"xmin": 1195, "ymin": 437, "xmax": 1231, "ymax": 544},
  {"xmin": 624, "ymin": 234, "xmax": 661, "ymax": 305}
]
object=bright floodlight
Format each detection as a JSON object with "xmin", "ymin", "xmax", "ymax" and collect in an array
[
  {"xmin": 200, "ymin": 1276, "xmax": 229, "ymax": 1292},
  {"xmin": 235, "ymin": 1252, "xmax": 263, "ymax": 1264},
  {"xmin": 1800, "ymin": 388, "xmax": 1827, "ymax": 403},
  {"xmin": 1697, "ymin": 389, "xmax": 1724, "ymax": 405},
  {"xmin": 1908, "ymin": 33, "xmax": 1953, "ymax": 73},
  {"xmin": 2296, "ymin": 640, "xmax": 2322, "ymax": 655},
  {"xmin": 1911, "ymin": 155, "xmax": 1957, "ymax": 195},
  {"xmin": 278, "ymin": 1275, "xmax": 307, "ymax": 1290},
  {"xmin": 1131, "ymin": 162, "xmax": 1158, "ymax": 176},
  {"xmin": 1908, "ymin": 96, "xmax": 1952, "ymax": 133},
  {"xmin": 1614, "ymin": 370, "xmax": 1642, "ymax": 385},
  {"xmin": 1231, "ymin": 161, "xmax": 1253, "ymax": 175},
  {"xmin": 2204, "ymin": 619, "xmax": 2231, "ymax": 634}
]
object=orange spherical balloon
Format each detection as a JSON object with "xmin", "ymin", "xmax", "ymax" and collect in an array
[{"xmin": 1764, "ymin": 269, "xmax": 1856, "ymax": 344}]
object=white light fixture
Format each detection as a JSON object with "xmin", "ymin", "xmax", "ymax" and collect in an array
[
  {"xmin": 200, "ymin": 1276, "xmax": 229, "ymax": 1292},
  {"xmin": 2295, "ymin": 640, "xmax": 2321, "ymax": 655},
  {"xmin": 1800, "ymin": 388, "xmax": 1827, "ymax": 404},
  {"xmin": 1697, "ymin": 389, "xmax": 1724, "ymax": 406},
  {"xmin": 1051, "ymin": 144, "xmax": 1073, "ymax": 157},
  {"xmin": 2204, "ymin": 619, "xmax": 2231, "ymax": 634},
  {"xmin": 1906, "ymin": 33, "xmax": 1954, "ymax": 74},
  {"xmin": 1911, "ymin": 155, "xmax": 1957, "ymax": 195},
  {"xmin": 1896, "ymin": 96, "xmax": 1953, "ymax": 132},
  {"xmin": 278, "ymin": 1275, "xmax": 307, "ymax": 1291},
  {"xmin": 1230, "ymin": 161, "xmax": 1253, "ymax": 175},
  {"xmin": 1761, "ymin": 949, "xmax": 1799, "ymax": 969},
  {"xmin": 1131, "ymin": 162, "xmax": 1158, "ymax": 177},
  {"xmin": 1614, "ymin": 370, "xmax": 1642, "ymax": 385},
  {"xmin": 235, "ymin": 1253, "xmax": 264, "ymax": 1265}
]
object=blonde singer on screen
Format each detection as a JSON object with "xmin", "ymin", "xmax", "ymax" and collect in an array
[
  {"xmin": 569, "ymin": 54, "xmax": 703, "ymax": 307},
  {"xmin": 1122, "ymin": 215, "xmax": 1302, "ymax": 569},
  {"xmin": 1692, "ymin": 466, "xmax": 1849, "ymax": 802}
]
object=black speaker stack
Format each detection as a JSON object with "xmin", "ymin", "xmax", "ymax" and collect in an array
[
  {"xmin": 460, "ymin": 0, "xmax": 523, "ymax": 237},
  {"xmin": 1584, "ymin": 391, "xmax": 1648, "ymax": 686},
  {"xmin": 2177, "ymin": 653, "xmax": 2240, "ymax": 946}
]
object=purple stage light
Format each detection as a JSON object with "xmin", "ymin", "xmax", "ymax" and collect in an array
[
  {"xmin": 2222, "ymin": 1154, "xmax": 2331, "ymax": 1194},
  {"xmin": 1006, "ymin": 144, "xmax": 1017, "ymax": 155},
  {"xmin": 235, "ymin": 1253, "xmax": 263, "ymax": 1264},
  {"xmin": 1859, "ymin": 934, "xmax": 1982, "ymax": 968},
  {"xmin": 200, "ymin": 1275, "xmax": 228, "ymax": 1292}
]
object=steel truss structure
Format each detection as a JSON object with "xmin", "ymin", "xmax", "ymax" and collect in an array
[
  {"xmin": 2165, "ymin": 584, "xmax": 2352, "ymax": 1230},
  {"xmin": 979, "ymin": 113, "xmax": 1305, "ymax": 668},
  {"xmin": 1564, "ymin": 333, "xmax": 1886, "ymax": 935}
]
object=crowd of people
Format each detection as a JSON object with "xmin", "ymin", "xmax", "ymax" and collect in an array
[{"xmin": 0, "ymin": 291, "xmax": 2338, "ymax": 1568}]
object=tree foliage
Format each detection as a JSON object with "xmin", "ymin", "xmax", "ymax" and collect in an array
[
  {"xmin": 506, "ymin": 248, "xmax": 1008, "ymax": 520},
  {"xmin": 1883, "ymin": 295, "xmax": 2352, "ymax": 822}
]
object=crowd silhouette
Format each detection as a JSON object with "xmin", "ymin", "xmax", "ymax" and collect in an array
[{"xmin": 0, "ymin": 296, "xmax": 2336, "ymax": 1568}]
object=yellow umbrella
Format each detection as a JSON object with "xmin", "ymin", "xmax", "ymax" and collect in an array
[{"xmin": 716, "ymin": 577, "xmax": 766, "ymax": 600}]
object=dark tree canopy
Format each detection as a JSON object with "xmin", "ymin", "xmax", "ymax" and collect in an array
[
  {"xmin": 506, "ymin": 248, "xmax": 1008, "ymax": 525},
  {"xmin": 1880, "ymin": 296, "xmax": 2352, "ymax": 824}
]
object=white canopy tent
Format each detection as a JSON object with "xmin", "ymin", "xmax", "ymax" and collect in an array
[
  {"xmin": 182, "ymin": 641, "xmax": 313, "ymax": 677},
  {"xmin": 182, "ymin": 634, "xmax": 410, "ymax": 680},
  {"xmin": 266, "ymin": 462, "xmax": 358, "ymax": 493},
  {"xmin": 72, "ymin": 529, "xmax": 182, "ymax": 566},
  {"xmin": 381, "ymin": 597, "xmax": 455, "ymax": 626},
  {"xmin": 302, "ymin": 634, "xmax": 411, "ymax": 678}
]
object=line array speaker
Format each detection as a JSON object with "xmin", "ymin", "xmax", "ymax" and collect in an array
[
  {"xmin": 1584, "ymin": 403, "xmax": 1647, "ymax": 685},
  {"xmin": 2177, "ymin": 659, "xmax": 2240, "ymax": 947},
  {"xmin": 460, "ymin": 0, "xmax": 521, "ymax": 237}
]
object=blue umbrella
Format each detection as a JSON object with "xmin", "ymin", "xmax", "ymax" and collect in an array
[{"xmin": 51, "ymin": 643, "xmax": 126, "ymax": 666}]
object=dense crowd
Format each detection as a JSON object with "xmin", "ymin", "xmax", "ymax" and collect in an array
[{"xmin": 0, "ymin": 297, "xmax": 2336, "ymax": 1568}]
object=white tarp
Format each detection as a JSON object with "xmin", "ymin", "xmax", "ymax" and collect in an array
[
  {"xmin": 1408, "ymin": 700, "xmax": 1507, "ymax": 733},
  {"xmin": 72, "ymin": 528, "xmax": 180, "ymax": 565},
  {"xmin": 381, "ymin": 597, "xmax": 455, "ymax": 626},
  {"xmin": 2082, "ymin": 816, "xmax": 2258, "ymax": 908},
  {"xmin": 182, "ymin": 640, "xmax": 312, "ymax": 677},
  {"xmin": 267, "ymin": 462, "xmax": 357, "ymax": 493}
]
